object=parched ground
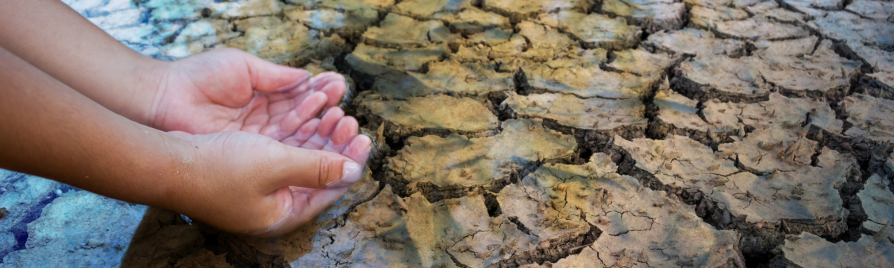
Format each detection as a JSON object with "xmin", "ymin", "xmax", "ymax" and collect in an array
[{"xmin": 1, "ymin": 0, "xmax": 893, "ymax": 267}]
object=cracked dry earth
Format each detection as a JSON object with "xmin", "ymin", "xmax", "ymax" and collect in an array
[{"xmin": 1, "ymin": 0, "xmax": 894, "ymax": 267}]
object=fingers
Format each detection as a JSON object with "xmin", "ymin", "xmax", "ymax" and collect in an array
[
  {"xmin": 265, "ymin": 146, "xmax": 363, "ymax": 192},
  {"xmin": 254, "ymin": 186, "xmax": 352, "ymax": 237},
  {"xmin": 258, "ymin": 92, "xmax": 327, "ymax": 140},
  {"xmin": 309, "ymin": 73, "xmax": 347, "ymax": 108},
  {"xmin": 280, "ymin": 118, "xmax": 320, "ymax": 147},
  {"xmin": 322, "ymin": 117, "xmax": 359, "ymax": 153},
  {"xmin": 240, "ymin": 51, "xmax": 312, "ymax": 94},
  {"xmin": 301, "ymin": 107, "xmax": 344, "ymax": 150},
  {"xmin": 342, "ymin": 135, "xmax": 372, "ymax": 164},
  {"xmin": 253, "ymin": 135, "xmax": 372, "ymax": 237}
]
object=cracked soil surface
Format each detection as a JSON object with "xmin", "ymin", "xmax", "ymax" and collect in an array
[{"xmin": 2, "ymin": 0, "xmax": 894, "ymax": 267}]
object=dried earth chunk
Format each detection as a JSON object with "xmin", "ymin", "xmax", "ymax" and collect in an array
[
  {"xmin": 785, "ymin": 0, "xmax": 845, "ymax": 10},
  {"xmin": 223, "ymin": 17, "xmax": 334, "ymax": 63},
  {"xmin": 465, "ymin": 28, "xmax": 513, "ymax": 46},
  {"xmin": 356, "ymin": 93, "xmax": 499, "ymax": 138},
  {"xmin": 516, "ymin": 21, "xmax": 578, "ymax": 62},
  {"xmin": 346, "ymin": 43, "xmax": 447, "ymax": 75},
  {"xmin": 753, "ymin": 36, "xmax": 818, "ymax": 57},
  {"xmin": 538, "ymin": 11, "xmax": 642, "ymax": 50},
  {"xmin": 370, "ymin": 60, "xmax": 513, "ymax": 99},
  {"xmin": 521, "ymin": 63, "xmax": 658, "ymax": 99},
  {"xmin": 676, "ymin": 54, "xmax": 770, "ymax": 102},
  {"xmin": 677, "ymin": 41, "xmax": 859, "ymax": 102},
  {"xmin": 644, "ymin": 28, "xmax": 746, "ymax": 57},
  {"xmin": 858, "ymin": 174, "xmax": 894, "ymax": 242},
  {"xmin": 756, "ymin": 40, "xmax": 861, "ymax": 98},
  {"xmin": 810, "ymin": 11, "xmax": 894, "ymax": 49},
  {"xmin": 616, "ymin": 134, "xmax": 856, "ymax": 254},
  {"xmin": 601, "ymin": 0, "xmax": 687, "ymax": 33},
  {"xmin": 285, "ymin": 7, "xmax": 379, "ymax": 38},
  {"xmin": 292, "ymin": 186, "xmax": 456, "ymax": 267},
  {"xmin": 391, "ymin": 0, "xmax": 475, "ymax": 19},
  {"xmin": 713, "ymin": 15, "xmax": 809, "ymax": 40},
  {"xmin": 702, "ymin": 93, "xmax": 844, "ymax": 134},
  {"xmin": 717, "ymin": 127, "xmax": 819, "ymax": 173},
  {"xmin": 683, "ymin": 0, "xmax": 734, "ymax": 8},
  {"xmin": 434, "ymin": 8, "xmax": 512, "ymax": 34},
  {"xmin": 385, "ymin": 119, "xmax": 576, "ymax": 197},
  {"xmin": 846, "ymin": 0, "xmax": 894, "ymax": 21},
  {"xmin": 652, "ymin": 86, "xmax": 715, "ymax": 134},
  {"xmin": 482, "ymin": 0, "xmax": 591, "ymax": 22},
  {"xmin": 298, "ymin": 185, "xmax": 549, "ymax": 268},
  {"xmin": 607, "ymin": 48, "xmax": 680, "ymax": 77},
  {"xmin": 499, "ymin": 155, "xmax": 744, "ymax": 267},
  {"xmin": 841, "ymin": 94, "xmax": 894, "ymax": 144},
  {"xmin": 689, "ymin": 5, "xmax": 749, "ymax": 30},
  {"xmin": 361, "ymin": 13, "xmax": 459, "ymax": 48},
  {"xmin": 287, "ymin": 0, "xmax": 395, "ymax": 10},
  {"xmin": 849, "ymin": 42, "xmax": 894, "ymax": 95},
  {"xmin": 772, "ymin": 233, "xmax": 894, "ymax": 267},
  {"xmin": 435, "ymin": 195, "xmax": 539, "ymax": 267},
  {"xmin": 504, "ymin": 93, "xmax": 648, "ymax": 133}
]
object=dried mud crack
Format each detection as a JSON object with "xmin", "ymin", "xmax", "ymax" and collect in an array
[{"xmin": 25, "ymin": 0, "xmax": 894, "ymax": 267}]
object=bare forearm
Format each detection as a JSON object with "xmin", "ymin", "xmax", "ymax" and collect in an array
[
  {"xmin": 0, "ymin": 47, "xmax": 187, "ymax": 209},
  {"xmin": 0, "ymin": 0, "xmax": 166, "ymax": 126}
]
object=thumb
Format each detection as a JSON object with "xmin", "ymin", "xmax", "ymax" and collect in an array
[
  {"xmin": 241, "ymin": 52, "xmax": 312, "ymax": 93},
  {"xmin": 264, "ymin": 146, "xmax": 365, "ymax": 192}
]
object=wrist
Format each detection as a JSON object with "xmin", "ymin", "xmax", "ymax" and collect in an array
[
  {"xmin": 143, "ymin": 131, "xmax": 201, "ymax": 212},
  {"xmin": 132, "ymin": 58, "xmax": 174, "ymax": 128}
]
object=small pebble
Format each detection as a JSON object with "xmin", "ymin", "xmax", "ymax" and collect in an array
[{"xmin": 55, "ymin": 189, "xmax": 63, "ymax": 196}]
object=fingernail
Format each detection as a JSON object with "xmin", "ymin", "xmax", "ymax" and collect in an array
[{"xmin": 327, "ymin": 161, "xmax": 362, "ymax": 188}]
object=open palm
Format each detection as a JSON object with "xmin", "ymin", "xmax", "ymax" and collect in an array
[{"xmin": 150, "ymin": 48, "xmax": 347, "ymax": 142}]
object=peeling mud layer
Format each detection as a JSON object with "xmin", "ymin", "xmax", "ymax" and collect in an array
[
  {"xmin": 11, "ymin": 0, "xmax": 894, "ymax": 267},
  {"xmin": 771, "ymin": 232, "xmax": 894, "ymax": 267}
]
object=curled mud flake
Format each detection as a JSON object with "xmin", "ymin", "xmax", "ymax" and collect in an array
[
  {"xmin": 774, "ymin": 232, "xmax": 894, "ymax": 267},
  {"xmin": 601, "ymin": 0, "xmax": 687, "ymax": 34},
  {"xmin": 848, "ymin": 42, "xmax": 894, "ymax": 92},
  {"xmin": 858, "ymin": 174, "xmax": 894, "ymax": 242},
  {"xmin": 842, "ymin": 94, "xmax": 894, "ymax": 144},
  {"xmin": 810, "ymin": 11, "xmax": 894, "ymax": 49}
]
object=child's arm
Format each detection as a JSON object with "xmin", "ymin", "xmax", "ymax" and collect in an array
[
  {"xmin": 0, "ymin": 0, "xmax": 347, "ymax": 138},
  {"xmin": 0, "ymin": 47, "xmax": 369, "ymax": 237},
  {"xmin": 0, "ymin": 0, "xmax": 165, "ymax": 126}
]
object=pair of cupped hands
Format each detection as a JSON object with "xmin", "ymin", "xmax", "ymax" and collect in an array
[{"xmin": 146, "ymin": 48, "xmax": 370, "ymax": 237}]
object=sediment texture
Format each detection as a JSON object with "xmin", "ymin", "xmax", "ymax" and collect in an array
[{"xmin": 5, "ymin": 0, "xmax": 894, "ymax": 266}]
